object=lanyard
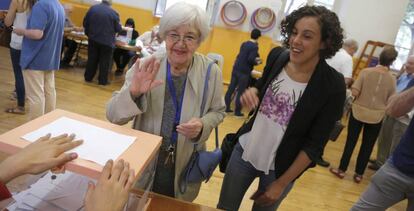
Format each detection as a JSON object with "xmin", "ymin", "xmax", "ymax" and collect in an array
[{"xmin": 166, "ymin": 62, "xmax": 187, "ymax": 145}]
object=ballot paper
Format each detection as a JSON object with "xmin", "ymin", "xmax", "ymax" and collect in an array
[
  {"xmin": 22, "ymin": 117, "xmax": 136, "ymax": 166},
  {"xmin": 7, "ymin": 172, "xmax": 93, "ymax": 211}
]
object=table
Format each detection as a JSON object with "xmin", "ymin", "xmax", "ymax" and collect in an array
[
  {"xmin": 0, "ymin": 109, "xmax": 162, "ymax": 181},
  {"xmin": 130, "ymin": 189, "xmax": 221, "ymax": 211}
]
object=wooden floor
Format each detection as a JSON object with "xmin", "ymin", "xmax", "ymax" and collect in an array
[{"xmin": 0, "ymin": 47, "xmax": 406, "ymax": 210}]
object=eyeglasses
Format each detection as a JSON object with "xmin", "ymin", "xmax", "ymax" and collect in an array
[{"xmin": 166, "ymin": 33, "xmax": 199, "ymax": 45}]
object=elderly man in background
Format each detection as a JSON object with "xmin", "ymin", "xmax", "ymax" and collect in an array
[
  {"xmin": 368, "ymin": 55, "xmax": 414, "ymax": 171},
  {"xmin": 327, "ymin": 38, "xmax": 359, "ymax": 87},
  {"xmin": 83, "ymin": 0, "xmax": 121, "ymax": 85}
]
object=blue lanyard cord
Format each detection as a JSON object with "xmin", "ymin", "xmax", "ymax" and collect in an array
[{"xmin": 166, "ymin": 62, "xmax": 187, "ymax": 145}]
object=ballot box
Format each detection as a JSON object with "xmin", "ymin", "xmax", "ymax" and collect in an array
[{"xmin": 0, "ymin": 109, "xmax": 161, "ymax": 210}]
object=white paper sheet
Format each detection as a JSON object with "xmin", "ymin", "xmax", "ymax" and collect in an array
[{"xmin": 22, "ymin": 117, "xmax": 136, "ymax": 166}]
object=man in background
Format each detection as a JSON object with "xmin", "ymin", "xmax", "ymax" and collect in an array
[
  {"xmin": 14, "ymin": 0, "xmax": 65, "ymax": 120},
  {"xmin": 327, "ymin": 38, "xmax": 359, "ymax": 87},
  {"xmin": 368, "ymin": 55, "xmax": 414, "ymax": 170},
  {"xmin": 83, "ymin": 0, "xmax": 121, "ymax": 85},
  {"xmin": 225, "ymin": 28, "xmax": 262, "ymax": 117}
]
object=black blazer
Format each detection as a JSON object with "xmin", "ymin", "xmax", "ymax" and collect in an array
[{"xmin": 239, "ymin": 47, "xmax": 346, "ymax": 179}]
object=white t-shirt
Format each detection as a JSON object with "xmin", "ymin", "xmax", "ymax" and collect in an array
[
  {"xmin": 326, "ymin": 48, "xmax": 353, "ymax": 79},
  {"xmin": 239, "ymin": 69, "xmax": 307, "ymax": 174},
  {"xmin": 10, "ymin": 11, "xmax": 28, "ymax": 50}
]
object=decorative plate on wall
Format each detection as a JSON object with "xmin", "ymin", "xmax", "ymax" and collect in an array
[
  {"xmin": 220, "ymin": 0, "xmax": 247, "ymax": 27},
  {"xmin": 251, "ymin": 7, "xmax": 276, "ymax": 32}
]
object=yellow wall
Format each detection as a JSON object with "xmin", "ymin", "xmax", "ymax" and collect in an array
[{"xmin": 62, "ymin": 0, "xmax": 277, "ymax": 83}]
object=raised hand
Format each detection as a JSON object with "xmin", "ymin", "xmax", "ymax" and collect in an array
[
  {"xmin": 129, "ymin": 56, "xmax": 163, "ymax": 97},
  {"xmin": 240, "ymin": 87, "xmax": 259, "ymax": 111}
]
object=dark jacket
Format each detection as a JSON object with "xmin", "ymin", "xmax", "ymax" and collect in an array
[
  {"xmin": 239, "ymin": 47, "xmax": 346, "ymax": 179},
  {"xmin": 233, "ymin": 40, "xmax": 259, "ymax": 75},
  {"xmin": 83, "ymin": 2, "xmax": 122, "ymax": 47}
]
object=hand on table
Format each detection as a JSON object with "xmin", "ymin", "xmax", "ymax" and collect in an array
[
  {"xmin": 0, "ymin": 134, "xmax": 83, "ymax": 184},
  {"xmin": 84, "ymin": 160, "xmax": 135, "ymax": 211}
]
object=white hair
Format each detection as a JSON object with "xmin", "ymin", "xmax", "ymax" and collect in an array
[
  {"xmin": 343, "ymin": 38, "xmax": 359, "ymax": 51},
  {"xmin": 159, "ymin": 2, "xmax": 210, "ymax": 43}
]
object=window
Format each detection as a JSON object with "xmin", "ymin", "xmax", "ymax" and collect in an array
[{"xmin": 392, "ymin": 0, "xmax": 414, "ymax": 70}]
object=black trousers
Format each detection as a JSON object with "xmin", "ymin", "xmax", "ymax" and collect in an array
[
  {"xmin": 61, "ymin": 39, "xmax": 78, "ymax": 64},
  {"xmin": 339, "ymin": 112, "xmax": 382, "ymax": 175},
  {"xmin": 113, "ymin": 48, "xmax": 132, "ymax": 71},
  {"xmin": 224, "ymin": 71, "xmax": 250, "ymax": 114},
  {"xmin": 84, "ymin": 40, "xmax": 113, "ymax": 85}
]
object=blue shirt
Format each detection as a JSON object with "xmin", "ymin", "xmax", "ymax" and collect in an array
[
  {"xmin": 83, "ymin": 2, "xmax": 122, "ymax": 47},
  {"xmin": 233, "ymin": 40, "xmax": 259, "ymax": 75},
  {"xmin": 20, "ymin": 0, "xmax": 65, "ymax": 70},
  {"xmin": 396, "ymin": 73, "xmax": 414, "ymax": 93},
  {"xmin": 392, "ymin": 116, "xmax": 414, "ymax": 177}
]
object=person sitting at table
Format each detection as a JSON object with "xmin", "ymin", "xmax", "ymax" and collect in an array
[
  {"xmin": 60, "ymin": 3, "xmax": 82, "ymax": 68},
  {"xmin": 0, "ymin": 133, "xmax": 134, "ymax": 211},
  {"xmin": 136, "ymin": 25, "xmax": 165, "ymax": 57},
  {"xmin": 106, "ymin": 2, "xmax": 226, "ymax": 201},
  {"xmin": 113, "ymin": 18, "xmax": 139, "ymax": 76},
  {"xmin": 83, "ymin": 0, "xmax": 122, "ymax": 85}
]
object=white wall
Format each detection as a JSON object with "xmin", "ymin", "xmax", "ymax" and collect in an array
[
  {"xmin": 334, "ymin": 0, "xmax": 409, "ymax": 50},
  {"xmin": 111, "ymin": 0, "xmax": 410, "ymax": 47}
]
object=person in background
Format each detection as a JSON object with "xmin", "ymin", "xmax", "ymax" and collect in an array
[
  {"xmin": 330, "ymin": 46, "xmax": 397, "ymax": 184},
  {"xmin": 13, "ymin": 0, "xmax": 65, "ymax": 120},
  {"xmin": 351, "ymin": 84, "xmax": 414, "ymax": 211},
  {"xmin": 368, "ymin": 55, "xmax": 414, "ymax": 171},
  {"xmin": 60, "ymin": 3, "xmax": 81, "ymax": 68},
  {"xmin": 326, "ymin": 38, "xmax": 359, "ymax": 87},
  {"xmin": 3, "ymin": 0, "xmax": 36, "ymax": 115},
  {"xmin": 218, "ymin": 5, "xmax": 345, "ymax": 210},
  {"xmin": 316, "ymin": 38, "xmax": 359, "ymax": 168},
  {"xmin": 106, "ymin": 2, "xmax": 225, "ymax": 201},
  {"xmin": 0, "ymin": 134, "xmax": 134, "ymax": 211},
  {"xmin": 83, "ymin": 0, "xmax": 122, "ymax": 85},
  {"xmin": 224, "ymin": 28, "xmax": 262, "ymax": 117},
  {"xmin": 113, "ymin": 18, "xmax": 139, "ymax": 76},
  {"xmin": 136, "ymin": 25, "xmax": 165, "ymax": 57}
]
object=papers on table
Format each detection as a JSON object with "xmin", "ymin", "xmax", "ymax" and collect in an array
[
  {"xmin": 22, "ymin": 117, "xmax": 136, "ymax": 166},
  {"xmin": 7, "ymin": 172, "xmax": 93, "ymax": 211}
]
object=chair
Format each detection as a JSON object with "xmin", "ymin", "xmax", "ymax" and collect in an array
[{"xmin": 207, "ymin": 52, "xmax": 224, "ymax": 70}]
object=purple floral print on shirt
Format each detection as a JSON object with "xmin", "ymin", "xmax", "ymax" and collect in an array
[{"xmin": 259, "ymin": 77, "xmax": 302, "ymax": 127}]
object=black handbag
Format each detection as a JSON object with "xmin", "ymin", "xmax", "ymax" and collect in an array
[
  {"xmin": 219, "ymin": 132, "xmax": 239, "ymax": 173},
  {"xmin": 329, "ymin": 120, "xmax": 344, "ymax": 142},
  {"xmin": 179, "ymin": 62, "xmax": 222, "ymax": 193}
]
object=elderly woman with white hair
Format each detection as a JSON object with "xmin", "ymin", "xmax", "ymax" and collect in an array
[{"xmin": 106, "ymin": 2, "xmax": 226, "ymax": 201}]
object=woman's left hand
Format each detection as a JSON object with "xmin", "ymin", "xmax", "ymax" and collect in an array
[
  {"xmin": 251, "ymin": 180, "xmax": 286, "ymax": 207},
  {"xmin": 176, "ymin": 118, "xmax": 203, "ymax": 139}
]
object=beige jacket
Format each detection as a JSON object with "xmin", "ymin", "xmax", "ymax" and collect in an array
[
  {"xmin": 106, "ymin": 52, "xmax": 226, "ymax": 201},
  {"xmin": 352, "ymin": 66, "xmax": 396, "ymax": 123}
]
